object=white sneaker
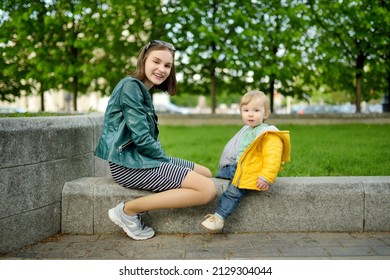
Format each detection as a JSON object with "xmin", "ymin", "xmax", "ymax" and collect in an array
[
  {"xmin": 108, "ymin": 202, "xmax": 155, "ymax": 240},
  {"xmin": 201, "ymin": 214, "xmax": 224, "ymax": 231}
]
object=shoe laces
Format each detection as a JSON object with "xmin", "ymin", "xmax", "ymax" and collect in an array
[
  {"xmin": 136, "ymin": 214, "xmax": 146, "ymax": 230},
  {"xmin": 204, "ymin": 214, "xmax": 219, "ymax": 222}
]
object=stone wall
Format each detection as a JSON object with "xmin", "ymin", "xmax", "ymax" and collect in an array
[{"xmin": 0, "ymin": 114, "xmax": 109, "ymax": 255}]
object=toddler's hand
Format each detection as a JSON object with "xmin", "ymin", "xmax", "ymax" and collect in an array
[{"xmin": 257, "ymin": 177, "xmax": 270, "ymax": 191}]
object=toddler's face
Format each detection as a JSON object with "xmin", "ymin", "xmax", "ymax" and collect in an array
[{"xmin": 241, "ymin": 97, "xmax": 266, "ymax": 128}]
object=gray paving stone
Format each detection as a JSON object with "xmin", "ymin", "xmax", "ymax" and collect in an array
[
  {"xmin": 371, "ymin": 245, "xmax": 390, "ymax": 256},
  {"xmin": 1, "ymin": 232, "xmax": 389, "ymax": 260},
  {"xmin": 230, "ymin": 246, "xmax": 284, "ymax": 259},
  {"xmin": 325, "ymin": 246, "xmax": 378, "ymax": 257},
  {"xmin": 279, "ymin": 246, "xmax": 330, "ymax": 258}
]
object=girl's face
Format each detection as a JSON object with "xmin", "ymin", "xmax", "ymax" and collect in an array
[
  {"xmin": 241, "ymin": 97, "xmax": 267, "ymax": 128},
  {"xmin": 144, "ymin": 49, "xmax": 173, "ymax": 90}
]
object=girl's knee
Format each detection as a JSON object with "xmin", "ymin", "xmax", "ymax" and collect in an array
[
  {"xmin": 203, "ymin": 168, "xmax": 213, "ymax": 178},
  {"xmin": 194, "ymin": 164, "xmax": 212, "ymax": 178},
  {"xmin": 181, "ymin": 172, "xmax": 216, "ymax": 204},
  {"xmin": 202, "ymin": 179, "xmax": 217, "ymax": 203}
]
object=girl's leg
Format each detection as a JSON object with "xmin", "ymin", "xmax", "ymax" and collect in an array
[
  {"xmin": 123, "ymin": 170, "xmax": 216, "ymax": 215},
  {"xmin": 193, "ymin": 163, "xmax": 213, "ymax": 178},
  {"xmin": 168, "ymin": 157, "xmax": 212, "ymax": 178}
]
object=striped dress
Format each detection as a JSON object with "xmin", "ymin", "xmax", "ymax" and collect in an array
[{"xmin": 109, "ymin": 157, "xmax": 194, "ymax": 192}]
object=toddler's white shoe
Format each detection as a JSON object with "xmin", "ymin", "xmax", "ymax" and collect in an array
[{"xmin": 201, "ymin": 214, "xmax": 224, "ymax": 231}]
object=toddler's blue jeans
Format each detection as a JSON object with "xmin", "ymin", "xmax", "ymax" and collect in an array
[{"xmin": 215, "ymin": 163, "xmax": 247, "ymax": 219}]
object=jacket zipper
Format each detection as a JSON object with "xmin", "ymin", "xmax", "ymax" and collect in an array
[
  {"xmin": 118, "ymin": 139, "xmax": 133, "ymax": 154},
  {"xmin": 109, "ymin": 121, "xmax": 126, "ymax": 158}
]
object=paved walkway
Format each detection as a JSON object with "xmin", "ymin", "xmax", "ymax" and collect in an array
[{"xmin": 1, "ymin": 231, "xmax": 390, "ymax": 260}]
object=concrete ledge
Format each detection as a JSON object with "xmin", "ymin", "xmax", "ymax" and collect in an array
[{"xmin": 62, "ymin": 176, "xmax": 390, "ymax": 234}]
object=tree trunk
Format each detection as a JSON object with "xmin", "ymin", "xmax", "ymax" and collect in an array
[
  {"xmin": 355, "ymin": 51, "xmax": 366, "ymax": 113},
  {"xmin": 73, "ymin": 76, "xmax": 78, "ymax": 112},
  {"xmin": 40, "ymin": 91, "xmax": 45, "ymax": 112},
  {"xmin": 385, "ymin": 70, "xmax": 390, "ymax": 112},
  {"xmin": 210, "ymin": 69, "xmax": 216, "ymax": 114},
  {"xmin": 269, "ymin": 76, "xmax": 275, "ymax": 113},
  {"xmin": 388, "ymin": 71, "xmax": 390, "ymax": 100},
  {"xmin": 210, "ymin": 39, "xmax": 217, "ymax": 114},
  {"xmin": 355, "ymin": 75, "xmax": 362, "ymax": 113}
]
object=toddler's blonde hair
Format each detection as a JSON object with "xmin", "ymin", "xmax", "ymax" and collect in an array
[{"xmin": 240, "ymin": 90, "xmax": 271, "ymax": 120}]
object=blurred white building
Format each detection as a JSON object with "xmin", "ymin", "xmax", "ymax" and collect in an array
[{"xmin": 0, "ymin": 90, "xmax": 109, "ymax": 113}]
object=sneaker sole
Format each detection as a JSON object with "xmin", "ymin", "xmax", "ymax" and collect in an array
[
  {"xmin": 200, "ymin": 222, "xmax": 223, "ymax": 233},
  {"xmin": 108, "ymin": 209, "xmax": 155, "ymax": 241}
]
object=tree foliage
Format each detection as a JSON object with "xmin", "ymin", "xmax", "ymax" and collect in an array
[
  {"xmin": 307, "ymin": 0, "xmax": 390, "ymax": 112},
  {"xmin": 0, "ymin": 0, "xmax": 161, "ymax": 110},
  {"xmin": 237, "ymin": 0, "xmax": 311, "ymax": 112},
  {"xmin": 164, "ymin": 0, "xmax": 249, "ymax": 112},
  {"xmin": 1, "ymin": 0, "xmax": 389, "ymax": 113}
]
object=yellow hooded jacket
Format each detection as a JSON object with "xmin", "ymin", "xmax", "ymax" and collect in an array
[{"xmin": 232, "ymin": 129, "xmax": 291, "ymax": 191}]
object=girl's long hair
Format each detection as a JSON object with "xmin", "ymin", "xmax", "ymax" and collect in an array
[{"xmin": 130, "ymin": 44, "xmax": 177, "ymax": 96}]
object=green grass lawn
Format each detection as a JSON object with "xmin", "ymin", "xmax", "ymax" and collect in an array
[{"xmin": 159, "ymin": 124, "xmax": 390, "ymax": 177}]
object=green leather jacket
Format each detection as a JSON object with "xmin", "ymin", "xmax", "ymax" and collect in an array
[{"xmin": 94, "ymin": 76, "xmax": 170, "ymax": 169}]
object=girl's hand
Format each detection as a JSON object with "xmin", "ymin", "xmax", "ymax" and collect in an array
[{"xmin": 257, "ymin": 177, "xmax": 270, "ymax": 191}]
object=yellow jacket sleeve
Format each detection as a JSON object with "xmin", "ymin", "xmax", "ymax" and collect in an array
[{"xmin": 258, "ymin": 134, "xmax": 283, "ymax": 184}]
